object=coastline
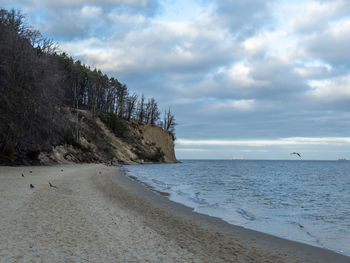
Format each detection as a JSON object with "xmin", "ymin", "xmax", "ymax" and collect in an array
[
  {"xmin": 0, "ymin": 164, "xmax": 349, "ymax": 262},
  {"xmin": 117, "ymin": 167, "xmax": 350, "ymax": 263}
]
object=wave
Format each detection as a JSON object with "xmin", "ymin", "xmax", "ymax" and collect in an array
[
  {"xmin": 151, "ymin": 179, "xmax": 171, "ymax": 190},
  {"xmin": 236, "ymin": 208, "xmax": 255, "ymax": 221}
]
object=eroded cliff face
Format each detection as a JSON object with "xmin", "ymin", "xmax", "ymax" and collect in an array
[
  {"xmin": 140, "ymin": 124, "xmax": 176, "ymax": 163},
  {"xmin": 39, "ymin": 110, "xmax": 177, "ymax": 165}
]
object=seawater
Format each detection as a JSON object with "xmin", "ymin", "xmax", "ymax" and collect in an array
[{"xmin": 126, "ymin": 160, "xmax": 350, "ymax": 255}]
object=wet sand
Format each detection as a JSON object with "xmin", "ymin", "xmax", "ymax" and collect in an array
[{"xmin": 0, "ymin": 164, "xmax": 348, "ymax": 262}]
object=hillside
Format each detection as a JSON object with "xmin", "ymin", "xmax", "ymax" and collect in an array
[
  {"xmin": 0, "ymin": 9, "xmax": 177, "ymax": 166},
  {"xmin": 37, "ymin": 109, "xmax": 177, "ymax": 165}
]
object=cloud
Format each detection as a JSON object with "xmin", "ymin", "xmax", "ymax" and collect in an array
[
  {"xmin": 59, "ymin": 16, "xmax": 237, "ymax": 83},
  {"xmin": 176, "ymin": 137, "xmax": 350, "ymax": 147},
  {"xmin": 12, "ymin": 0, "xmax": 161, "ymax": 13},
  {"xmin": 0, "ymin": 0, "xmax": 161, "ymax": 40},
  {"xmin": 302, "ymin": 19, "xmax": 350, "ymax": 66},
  {"xmin": 175, "ymin": 148, "xmax": 208, "ymax": 152},
  {"xmin": 308, "ymin": 75, "xmax": 350, "ymax": 103},
  {"xmin": 213, "ymin": 99, "xmax": 255, "ymax": 112},
  {"xmin": 274, "ymin": 0, "xmax": 350, "ymax": 34},
  {"xmin": 294, "ymin": 60, "xmax": 332, "ymax": 79},
  {"xmin": 211, "ymin": 0, "xmax": 274, "ymax": 37}
]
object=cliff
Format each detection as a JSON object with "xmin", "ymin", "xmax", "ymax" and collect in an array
[{"xmin": 38, "ymin": 109, "xmax": 177, "ymax": 165}]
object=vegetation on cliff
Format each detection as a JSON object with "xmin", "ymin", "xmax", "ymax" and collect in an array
[{"xmin": 0, "ymin": 8, "xmax": 177, "ymax": 165}]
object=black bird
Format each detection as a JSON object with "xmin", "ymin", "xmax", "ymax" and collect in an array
[
  {"xmin": 49, "ymin": 182, "xmax": 57, "ymax": 188},
  {"xmin": 30, "ymin": 184, "xmax": 34, "ymax": 189},
  {"xmin": 29, "ymin": 171, "xmax": 32, "ymax": 173},
  {"xmin": 21, "ymin": 173, "xmax": 25, "ymax": 177},
  {"xmin": 61, "ymin": 169, "xmax": 64, "ymax": 172},
  {"xmin": 291, "ymin": 152, "xmax": 301, "ymax": 158}
]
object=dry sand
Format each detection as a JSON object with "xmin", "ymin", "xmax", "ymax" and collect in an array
[{"xmin": 0, "ymin": 164, "xmax": 349, "ymax": 263}]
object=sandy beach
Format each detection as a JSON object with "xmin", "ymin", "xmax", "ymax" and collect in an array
[{"xmin": 0, "ymin": 164, "xmax": 349, "ymax": 262}]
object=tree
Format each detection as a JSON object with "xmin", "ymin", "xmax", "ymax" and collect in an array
[
  {"xmin": 0, "ymin": 8, "xmax": 64, "ymax": 158},
  {"xmin": 162, "ymin": 107, "xmax": 177, "ymax": 135},
  {"xmin": 144, "ymin": 98, "xmax": 160, "ymax": 125},
  {"xmin": 116, "ymin": 83, "xmax": 128, "ymax": 118},
  {"xmin": 125, "ymin": 93, "xmax": 138, "ymax": 121},
  {"xmin": 136, "ymin": 94, "xmax": 145, "ymax": 122}
]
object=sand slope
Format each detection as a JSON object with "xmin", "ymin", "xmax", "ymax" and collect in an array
[{"xmin": 0, "ymin": 164, "xmax": 348, "ymax": 262}]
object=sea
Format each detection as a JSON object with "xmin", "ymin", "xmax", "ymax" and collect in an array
[{"xmin": 125, "ymin": 160, "xmax": 350, "ymax": 256}]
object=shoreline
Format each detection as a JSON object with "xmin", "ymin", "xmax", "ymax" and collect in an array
[
  {"xmin": 0, "ymin": 164, "xmax": 349, "ymax": 262},
  {"xmin": 116, "ymin": 167, "xmax": 350, "ymax": 262},
  {"xmin": 123, "ymin": 168, "xmax": 349, "ymax": 257}
]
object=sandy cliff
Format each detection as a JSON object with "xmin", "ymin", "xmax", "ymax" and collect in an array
[
  {"xmin": 39, "ymin": 110, "xmax": 177, "ymax": 165},
  {"xmin": 140, "ymin": 124, "xmax": 177, "ymax": 163}
]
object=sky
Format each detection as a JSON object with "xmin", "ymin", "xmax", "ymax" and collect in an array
[{"xmin": 2, "ymin": 0, "xmax": 350, "ymax": 160}]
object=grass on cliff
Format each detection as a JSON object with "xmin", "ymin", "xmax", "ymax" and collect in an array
[
  {"xmin": 100, "ymin": 113, "xmax": 129, "ymax": 139},
  {"xmin": 136, "ymin": 147, "xmax": 165, "ymax": 163},
  {"xmin": 101, "ymin": 112, "xmax": 166, "ymax": 162}
]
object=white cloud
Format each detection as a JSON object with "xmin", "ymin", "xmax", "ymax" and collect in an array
[
  {"xmin": 175, "ymin": 148, "xmax": 208, "ymax": 152},
  {"xmin": 300, "ymin": 18, "xmax": 350, "ymax": 65},
  {"xmin": 289, "ymin": 1, "xmax": 335, "ymax": 33},
  {"xmin": 107, "ymin": 12, "xmax": 146, "ymax": 26},
  {"xmin": 214, "ymin": 99, "xmax": 255, "ymax": 112},
  {"xmin": 80, "ymin": 5, "xmax": 103, "ymax": 16},
  {"xmin": 58, "ymin": 13, "xmax": 236, "ymax": 77},
  {"xmin": 176, "ymin": 137, "xmax": 350, "ymax": 147},
  {"xmin": 29, "ymin": 0, "xmax": 153, "ymax": 8},
  {"xmin": 242, "ymin": 30, "xmax": 295, "ymax": 57},
  {"xmin": 294, "ymin": 60, "xmax": 332, "ymax": 79},
  {"xmin": 227, "ymin": 63, "xmax": 255, "ymax": 87},
  {"xmin": 308, "ymin": 75, "xmax": 350, "ymax": 102},
  {"xmin": 275, "ymin": 0, "xmax": 350, "ymax": 34}
]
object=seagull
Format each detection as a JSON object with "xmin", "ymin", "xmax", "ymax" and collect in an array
[
  {"xmin": 291, "ymin": 152, "xmax": 301, "ymax": 158},
  {"xmin": 30, "ymin": 184, "xmax": 34, "ymax": 189},
  {"xmin": 49, "ymin": 182, "xmax": 57, "ymax": 188}
]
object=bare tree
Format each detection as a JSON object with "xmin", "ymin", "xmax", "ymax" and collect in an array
[
  {"xmin": 162, "ymin": 107, "xmax": 177, "ymax": 134},
  {"xmin": 0, "ymin": 8, "xmax": 64, "ymax": 158},
  {"xmin": 144, "ymin": 98, "xmax": 160, "ymax": 125},
  {"xmin": 116, "ymin": 83, "xmax": 128, "ymax": 118},
  {"xmin": 125, "ymin": 93, "xmax": 138, "ymax": 121},
  {"xmin": 136, "ymin": 94, "xmax": 145, "ymax": 122}
]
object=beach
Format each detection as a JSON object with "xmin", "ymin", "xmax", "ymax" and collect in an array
[{"xmin": 0, "ymin": 164, "xmax": 348, "ymax": 262}]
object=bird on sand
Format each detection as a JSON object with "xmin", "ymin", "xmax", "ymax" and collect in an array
[
  {"xmin": 291, "ymin": 152, "xmax": 301, "ymax": 158},
  {"xmin": 30, "ymin": 184, "xmax": 34, "ymax": 189},
  {"xmin": 49, "ymin": 182, "xmax": 57, "ymax": 188},
  {"xmin": 21, "ymin": 173, "xmax": 25, "ymax": 177}
]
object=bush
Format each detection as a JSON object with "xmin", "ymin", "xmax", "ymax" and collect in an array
[
  {"xmin": 137, "ymin": 147, "xmax": 165, "ymax": 162},
  {"xmin": 101, "ymin": 113, "xmax": 129, "ymax": 138},
  {"xmin": 152, "ymin": 147, "xmax": 165, "ymax": 162}
]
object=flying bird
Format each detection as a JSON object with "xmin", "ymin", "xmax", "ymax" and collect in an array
[
  {"xmin": 291, "ymin": 152, "xmax": 301, "ymax": 158},
  {"xmin": 49, "ymin": 182, "xmax": 57, "ymax": 188}
]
